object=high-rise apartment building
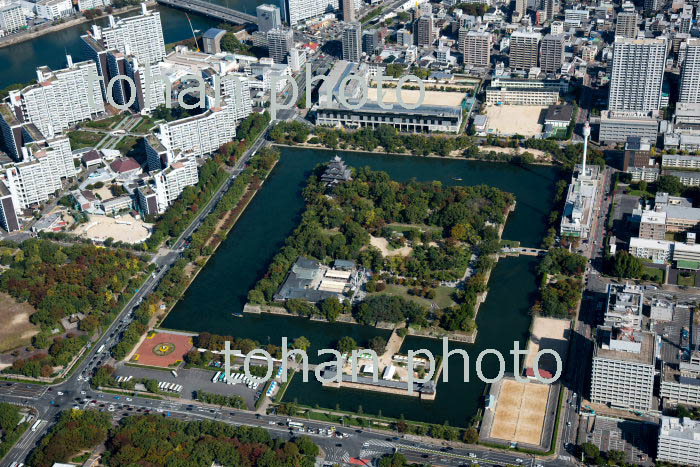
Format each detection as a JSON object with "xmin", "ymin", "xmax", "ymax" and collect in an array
[
  {"xmin": 95, "ymin": 4, "xmax": 166, "ymax": 65},
  {"xmin": 543, "ymin": 0, "xmax": 558, "ymax": 22},
  {"xmin": 362, "ymin": 28, "xmax": 380, "ymax": 55},
  {"xmin": 342, "ymin": 0, "xmax": 355, "ymax": 22},
  {"xmin": 514, "ymin": 0, "xmax": 526, "ymax": 19},
  {"xmin": 415, "ymin": 15, "xmax": 434, "ymax": 47},
  {"xmin": 509, "ymin": 28, "xmax": 541, "ymax": 70},
  {"xmin": 219, "ymin": 72, "xmax": 253, "ymax": 123},
  {"xmin": 644, "ymin": 0, "xmax": 661, "ymax": 14},
  {"xmin": 657, "ymin": 417, "xmax": 700, "ymax": 466},
  {"xmin": 8, "ymin": 56, "xmax": 105, "ymax": 137},
  {"xmin": 540, "ymin": 33, "xmax": 564, "ymax": 73},
  {"xmin": 679, "ymin": 39, "xmax": 700, "ymax": 104},
  {"xmin": 615, "ymin": 12, "xmax": 638, "ymax": 39},
  {"xmin": 341, "ymin": 22, "xmax": 361, "ymax": 62},
  {"xmin": 608, "ymin": 37, "xmax": 666, "ymax": 112},
  {"xmin": 153, "ymin": 155, "xmax": 198, "ymax": 213},
  {"xmin": 156, "ymin": 106, "xmax": 236, "ymax": 157},
  {"xmin": 0, "ymin": 181, "xmax": 19, "ymax": 232},
  {"xmin": 463, "ymin": 30, "xmax": 491, "ymax": 67},
  {"xmin": 590, "ymin": 327, "xmax": 655, "ymax": 410},
  {"xmin": 0, "ymin": 3, "xmax": 26, "ymax": 33},
  {"xmin": 285, "ymin": 0, "xmax": 339, "ymax": 26},
  {"xmin": 256, "ymin": 4, "xmax": 282, "ymax": 33},
  {"xmin": 267, "ymin": 27, "xmax": 294, "ymax": 64}
]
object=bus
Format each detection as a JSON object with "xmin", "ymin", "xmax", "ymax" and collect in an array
[
  {"xmin": 212, "ymin": 371, "xmax": 221, "ymax": 383},
  {"xmin": 288, "ymin": 421, "xmax": 304, "ymax": 430},
  {"xmin": 97, "ymin": 344, "xmax": 105, "ymax": 354},
  {"xmin": 31, "ymin": 420, "xmax": 42, "ymax": 432}
]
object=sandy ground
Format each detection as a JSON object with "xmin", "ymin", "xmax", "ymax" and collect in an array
[
  {"xmin": 0, "ymin": 292, "xmax": 39, "ymax": 353},
  {"xmin": 370, "ymin": 235, "xmax": 413, "ymax": 257},
  {"xmin": 73, "ymin": 214, "xmax": 152, "ymax": 244},
  {"xmin": 484, "ymin": 105, "xmax": 547, "ymax": 136},
  {"xmin": 490, "ymin": 379, "xmax": 550, "ymax": 445},
  {"xmin": 478, "ymin": 145, "xmax": 550, "ymax": 161},
  {"xmin": 367, "ymin": 88, "xmax": 465, "ymax": 107},
  {"xmin": 525, "ymin": 316, "xmax": 570, "ymax": 374}
]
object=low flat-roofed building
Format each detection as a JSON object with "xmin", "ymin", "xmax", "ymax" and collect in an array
[
  {"xmin": 662, "ymin": 353, "xmax": 700, "ymax": 408},
  {"xmin": 639, "ymin": 210, "xmax": 666, "ymax": 240},
  {"xmin": 599, "ymin": 110, "xmax": 660, "ymax": 145},
  {"xmin": 629, "ymin": 236, "xmax": 672, "ymax": 263},
  {"xmin": 650, "ymin": 298, "xmax": 674, "ymax": 321},
  {"xmin": 544, "ymin": 104, "xmax": 574, "ymax": 128},
  {"xmin": 665, "ymin": 170, "xmax": 700, "ymax": 187},
  {"xmin": 657, "ymin": 416, "xmax": 700, "ymax": 465},
  {"xmin": 102, "ymin": 196, "xmax": 132, "ymax": 215},
  {"xmin": 604, "ymin": 283, "xmax": 644, "ymax": 330},
  {"xmin": 274, "ymin": 256, "xmax": 355, "ymax": 303},
  {"xmin": 590, "ymin": 326, "xmax": 656, "ymax": 410}
]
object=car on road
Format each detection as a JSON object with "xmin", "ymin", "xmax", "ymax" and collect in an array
[
  {"xmin": 108, "ymin": 405, "xmax": 115, "ymax": 412},
  {"xmin": 57, "ymin": 391, "xmax": 63, "ymax": 395},
  {"xmin": 126, "ymin": 397, "xmax": 132, "ymax": 401}
]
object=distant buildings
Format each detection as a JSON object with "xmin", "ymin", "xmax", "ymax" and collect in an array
[
  {"xmin": 657, "ymin": 417, "xmax": 700, "ymax": 466},
  {"xmin": 285, "ymin": 0, "xmax": 339, "ymax": 26},
  {"xmin": 608, "ymin": 37, "xmax": 666, "ymax": 113},
  {"xmin": 342, "ymin": 22, "xmax": 362, "ymax": 62},
  {"xmin": 590, "ymin": 326, "xmax": 656, "ymax": 410},
  {"xmin": 0, "ymin": 3, "xmax": 26, "ymax": 33},
  {"xmin": 679, "ymin": 39, "xmax": 700, "ymax": 105}
]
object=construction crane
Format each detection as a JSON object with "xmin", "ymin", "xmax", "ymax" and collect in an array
[{"xmin": 185, "ymin": 13, "xmax": 200, "ymax": 52}]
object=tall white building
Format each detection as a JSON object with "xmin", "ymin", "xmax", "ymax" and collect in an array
[
  {"xmin": 34, "ymin": 0, "xmax": 72, "ymax": 20},
  {"xmin": 342, "ymin": 0, "xmax": 355, "ymax": 22},
  {"xmin": 285, "ymin": 0, "xmax": 339, "ymax": 26},
  {"xmin": 97, "ymin": 4, "xmax": 166, "ymax": 65},
  {"xmin": 77, "ymin": 0, "xmax": 111, "ymax": 11},
  {"xmin": 510, "ymin": 28, "xmax": 541, "ymax": 70},
  {"xmin": 21, "ymin": 135, "xmax": 75, "ymax": 180},
  {"xmin": 256, "ymin": 4, "xmax": 281, "ymax": 33},
  {"xmin": 342, "ymin": 22, "xmax": 362, "ymax": 62},
  {"xmin": 153, "ymin": 155, "xmax": 198, "ymax": 213},
  {"xmin": 590, "ymin": 327, "xmax": 656, "ymax": 410},
  {"xmin": 267, "ymin": 28, "xmax": 294, "ymax": 64},
  {"xmin": 9, "ymin": 56, "xmax": 105, "ymax": 137},
  {"xmin": 679, "ymin": 39, "xmax": 700, "ymax": 104},
  {"xmin": 615, "ymin": 12, "xmax": 638, "ymax": 39},
  {"xmin": 0, "ymin": 3, "xmax": 26, "ymax": 33},
  {"xmin": 219, "ymin": 72, "xmax": 253, "ymax": 123},
  {"xmin": 156, "ymin": 106, "xmax": 236, "ymax": 157},
  {"xmin": 657, "ymin": 417, "xmax": 700, "ymax": 466},
  {"xmin": 608, "ymin": 37, "xmax": 666, "ymax": 112}
]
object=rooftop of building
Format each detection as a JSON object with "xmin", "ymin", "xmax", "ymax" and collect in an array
[
  {"xmin": 625, "ymin": 136, "xmax": 652, "ymax": 152},
  {"xmin": 595, "ymin": 327, "xmax": 655, "ymax": 365},
  {"xmin": 203, "ymin": 28, "xmax": 227, "ymax": 40},
  {"xmin": 110, "ymin": 157, "xmax": 141, "ymax": 173},
  {"xmin": 660, "ymin": 416, "xmax": 700, "ymax": 440},
  {"xmin": 0, "ymin": 103, "xmax": 19, "ymax": 126},
  {"xmin": 544, "ymin": 104, "xmax": 574, "ymax": 123}
]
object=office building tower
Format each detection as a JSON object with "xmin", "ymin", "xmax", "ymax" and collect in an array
[
  {"xmin": 615, "ymin": 12, "xmax": 638, "ymax": 39},
  {"xmin": 415, "ymin": 15, "xmax": 434, "ymax": 47},
  {"xmin": 510, "ymin": 28, "xmax": 541, "ymax": 70},
  {"xmin": 267, "ymin": 27, "xmax": 294, "ymax": 64},
  {"xmin": 362, "ymin": 28, "xmax": 380, "ymax": 55},
  {"xmin": 342, "ymin": 22, "xmax": 362, "ymax": 62},
  {"xmin": 96, "ymin": 4, "xmax": 166, "ymax": 65},
  {"xmin": 463, "ymin": 30, "xmax": 491, "ymax": 67},
  {"xmin": 590, "ymin": 327, "xmax": 655, "ymax": 410},
  {"xmin": 8, "ymin": 56, "xmax": 104, "ymax": 137},
  {"xmin": 679, "ymin": 39, "xmax": 700, "ymax": 104},
  {"xmin": 0, "ymin": 3, "xmax": 26, "ymax": 33},
  {"xmin": 342, "ymin": 0, "xmax": 355, "ymax": 22},
  {"xmin": 285, "ymin": 0, "xmax": 339, "ymax": 26},
  {"xmin": 608, "ymin": 37, "xmax": 666, "ymax": 112},
  {"xmin": 540, "ymin": 33, "xmax": 564, "ymax": 73},
  {"xmin": 256, "ymin": 4, "xmax": 282, "ymax": 33},
  {"xmin": 657, "ymin": 417, "xmax": 700, "ymax": 466}
]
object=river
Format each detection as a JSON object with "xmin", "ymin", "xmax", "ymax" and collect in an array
[{"xmin": 162, "ymin": 147, "xmax": 560, "ymax": 426}]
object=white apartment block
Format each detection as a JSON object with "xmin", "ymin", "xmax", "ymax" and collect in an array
[
  {"xmin": 463, "ymin": 30, "xmax": 490, "ymax": 67},
  {"xmin": 9, "ymin": 57, "xmax": 104, "ymax": 137},
  {"xmin": 125, "ymin": 58, "xmax": 166, "ymax": 113},
  {"xmin": 662, "ymin": 354, "xmax": 700, "ymax": 408},
  {"xmin": 219, "ymin": 73, "xmax": 252, "ymax": 123},
  {"xmin": 0, "ymin": 3, "xmax": 26, "ymax": 33},
  {"xmin": 285, "ymin": 0, "xmax": 339, "ymax": 26},
  {"xmin": 35, "ymin": 0, "xmax": 72, "ymax": 20},
  {"xmin": 77, "ymin": 0, "xmax": 111, "ymax": 11},
  {"xmin": 509, "ymin": 28, "xmax": 541, "ymax": 70},
  {"xmin": 679, "ymin": 39, "xmax": 700, "ymax": 104},
  {"xmin": 98, "ymin": 5, "xmax": 165, "ymax": 65},
  {"xmin": 342, "ymin": 22, "xmax": 361, "ymax": 62},
  {"xmin": 663, "ymin": 153, "xmax": 700, "ymax": 169},
  {"xmin": 153, "ymin": 155, "xmax": 198, "ymax": 213},
  {"xmin": 608, "ymin": 37, "xmax": 666, "ymax": 112},
  {"xmin": 22, "ymin": 135, "xmax": 75, "ymax": 179},
  {"xmin": 157, "ymin": 106, "xmax": 236, "ymax": 157},
  {"xmin": 590, "ymin": 328, "xmax": 655, "ymax": 410},
  {"xmin": 657, "ymin": 417, "xmax": 700, "ymax": 466},
  {"xmin": 629, "ymin": 237, "xmax": 672, "ymax": 263}
]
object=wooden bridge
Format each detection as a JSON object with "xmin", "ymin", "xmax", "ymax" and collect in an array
[{"xmin": 156, "ymin": 0, "xmax": 256, "ymax": 24}]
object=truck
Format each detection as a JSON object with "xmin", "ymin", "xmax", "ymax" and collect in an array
[
  {"xmin": 97, "ymin": 344, "xmax": 105, "ymax": 354},
  {"xmin": 171, "ymin": 370, "xmax": 178, "ymax": 378},
  {"xmin": 31, "ymin": 420, "xmax": 42, "ymax": 432}
]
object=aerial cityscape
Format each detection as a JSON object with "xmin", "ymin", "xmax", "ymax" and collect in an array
[{"xmin": 0, "ymin": 0, "xmax": 698, "ymax": 465}]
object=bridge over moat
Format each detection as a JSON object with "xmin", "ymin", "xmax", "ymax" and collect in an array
[{"xmin": 156, "ymin": 0, "xmax": 256, "ymax": 24}]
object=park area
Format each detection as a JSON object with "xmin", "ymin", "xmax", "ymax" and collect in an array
[
  {"xmin": 489, "ymin": 378, "xmax": 550, "ymax": 446},
  {"xmin": 72, "ymin": 214, "xmax": 152, "ymax": 244},
  {"xmin": 484, "ymin": 105, "xmax": 547, "ymax": 137},
  {"xmin": 0, "ymin": 292, "xmax": 39, "ymax": 354},
  {"xmin": 132, "ymin": 332, "xmax": 194, "ymax": 367}
]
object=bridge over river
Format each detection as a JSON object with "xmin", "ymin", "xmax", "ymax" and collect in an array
[{"xmin": 156, "ymin": 0, "xmax": 255, "ymax": 24}]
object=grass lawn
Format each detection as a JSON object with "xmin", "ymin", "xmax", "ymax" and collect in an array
[
  {"xmin": 82, "ymin": 114, "xmax": 125, "ymax": 130},
  {"xmin": 132, "ymin": 116, "xmax": 158, "ymax": 134},
  {"xmin": 116, "ymin": 136, "xmax": 140, "ymax": 155},
  {"xmin": 0, "ymin": 292, "xmax": 39, "ymax": 352},
  {"xmin": 678, "ymin": 272, "xmax": 696, "ymax": 287},
  {"xmin": 372, "ymin": 284, "xmax": 455, "ymax": 309},
  {"xmin": 67, "ymin": 130, "xmax": 104, "ymax": 150},
  {"xmin": 642, "ymin": 266, "xmax": 664, "ymax": 283}
]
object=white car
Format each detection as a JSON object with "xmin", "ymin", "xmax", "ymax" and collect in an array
[
  {"xmin": 126, "ymin": 397, "xmax": 132, "ymax": 402},
  {"xmin": 108, "ymin": 405, "xmax": 115, "ymax": 412},
  {"xmin": 56, "ymin": 391, "xmax": 64, "ymax": 396},
  {"xmin": 80, "ymin": 391, "xmax": 86, "ymax": 395}
]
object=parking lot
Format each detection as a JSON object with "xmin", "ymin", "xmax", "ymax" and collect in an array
[{"xmin": 113, "ymin": 365, "xmax": 260, "ymax": 409}]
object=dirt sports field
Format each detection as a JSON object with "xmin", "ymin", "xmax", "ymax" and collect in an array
[
  {"xmin": 133, "ymin": 332, "xmax": 194, "ymax": 367},
  {"xmin": 490, "ymin": 379, "xmax": 550, "ymax": 445},
  {"xmin": 485, "ymin": 105, "xmax": 546, "ymax": 136},
  {"xmin": 0, "ymin": 292, "xmax": 39, "ymax": 353},
  {"xmin": 525, "ymin": 316, "xmax": 570, "ymax": 374}
]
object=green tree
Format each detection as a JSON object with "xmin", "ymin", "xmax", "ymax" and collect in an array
[
  {"xmin": 293, "ymin": 336, "xmax": 311, "ymax": 351},
  {"xmin": 656, "ymin": 174, "xmax": 683, "ymax": 195},
  {"xmin": 580, "ymin": 442, "xmax": 600, "ymax": 461},
  {"xmin": 336, "ymin": 336, "xmax": 358, "ymax": 354}
]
